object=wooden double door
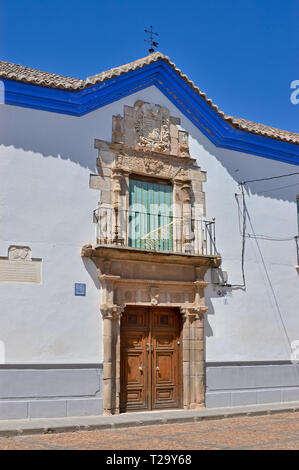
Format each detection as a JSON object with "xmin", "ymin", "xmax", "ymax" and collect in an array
[{"xmin": 120, "ymin": 306, "xmax": 182, "ymax": 412}]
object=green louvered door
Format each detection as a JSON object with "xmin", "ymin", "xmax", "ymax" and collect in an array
[{"xmin": 129, "ymin": 178, "xmax": 173, "ymax": 251}]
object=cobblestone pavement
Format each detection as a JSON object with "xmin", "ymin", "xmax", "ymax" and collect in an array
[{"xmin": 2, "ymin": 412, "xmax": 299, "ymax": 450}]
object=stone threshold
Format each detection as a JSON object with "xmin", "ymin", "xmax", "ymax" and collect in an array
[{"xmin": 1, "ymin": 401, "xmax": 299, "ymax": 437}]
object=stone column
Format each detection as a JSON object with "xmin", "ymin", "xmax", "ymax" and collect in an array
[
  {"xmin": 120, "ymin": 170, "xmax": 130, "ymax": 246},
  {"xmin": 101, "ymin": 305, "xmax": 124, "ymax": 415},
  {"xmin": 173, "ymin": 177, "xmax": 192, "ymax": 253},
  {"xmin": 181, "ymin": 181, "xmax": 193, "ymax": 253},
  {"xmin": 180, "ymin": 303, "xmax": 208, "ymax": 409},
  {"xmin": 194, "ymin": 270, "xmax": 209, "ymax": 407},
  {"xmin": 102, "ymin": 309, "xmax": 114, "ymax": 416},
  {"xmin": 111, "ymin": 167, "xmax": 129, "ymax": 246},
  {"xmin": 172, "ymin": 180, "xmax": 183, "ymax": 252},
  {"xmin": 182, "ymin": 312, "xmax": 190, "ymax": 409},
  {"xmin": 115, "ymin": 310, "xmax": 122, "ymax": 414},
  {"xmin": 99, "ymin": 273, "xmax": 124, "ymax": 415},
  {"xmin": 111, "ymin": 168, "xmax": 123, "ymax": 245},
  {"xmin": 192, "ymin": 310, "xmax": 206, "ymax": 407}
]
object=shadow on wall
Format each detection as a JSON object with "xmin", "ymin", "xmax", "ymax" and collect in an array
[
  {"xmin": 204, "ymin": 282, "xmax": 225, "ymax": 339},
  {"xmin": 82, "ymin": 258, "xmax": 101, "ymax": 290},
  {"xmin": 183, "ymin": 116, "xmax": 299, "ymax": 204},
  {"xmin": 0, "ymin": 104, "xmax": 113, "ymax": 173},
  {"xmin": 1, "ymin": 96, "xmax": 299, "ymax": 202}
]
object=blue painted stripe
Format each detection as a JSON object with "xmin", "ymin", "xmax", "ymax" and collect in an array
[{"xmin": 2, "ymin": 60, "xmax": 299, "ymax": 166}]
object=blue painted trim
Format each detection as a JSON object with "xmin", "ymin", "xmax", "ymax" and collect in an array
[{"xmin": 2, "ymin": 60, "xmax": 299, "ymax": 166}]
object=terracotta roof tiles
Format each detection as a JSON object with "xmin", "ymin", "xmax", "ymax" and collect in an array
[
  {"xmin": 0, "ymin": 60, "xmax": 84, "ymax": 89},
  {"xmin": 1, "ymin": 52, "xmax": 298, "ymax": 146}
]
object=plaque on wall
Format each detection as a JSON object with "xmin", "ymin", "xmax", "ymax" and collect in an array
[{"xmin": 0, "ymin": 246, "xmax": 42, "ymax": 284}]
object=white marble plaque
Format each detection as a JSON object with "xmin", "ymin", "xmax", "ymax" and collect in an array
[{"xmin": 0, "ymin": 246, "xmax": 42, "ymax": 283}]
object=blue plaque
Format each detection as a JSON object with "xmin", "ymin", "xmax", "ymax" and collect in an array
[{"xmin": 75, "ymin": 283, "xmax": 86, "ymax": 296}]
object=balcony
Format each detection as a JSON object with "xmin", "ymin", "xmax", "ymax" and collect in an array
[{"xmin": 93, "ymin": 206, "xmax": 218, "ymax": 257}]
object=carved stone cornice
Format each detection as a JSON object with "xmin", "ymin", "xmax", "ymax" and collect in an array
[
  {"xmin": 88, "ymin": 245, "xmax": 221, "ymax": 266},
  {"xmin": 108, "ymin": 143, "xmax": 197, "ymax": 163},
  {"xmin": 113, "ymin": 149, "xmax": 194, "ymax": 182},
  {"xmin": 98, "ymin": 274, "xmax": 120, "ymax": 286}
]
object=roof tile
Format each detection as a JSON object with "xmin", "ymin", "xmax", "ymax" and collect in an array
[{"xmin": 1, "ymin": 53, "xmax": 298, "ymax": 145}]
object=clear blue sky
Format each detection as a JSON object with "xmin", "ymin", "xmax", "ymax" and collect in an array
[{"xmin": 1, "ymin": 0, "xmax": 299, "ymax": 133}]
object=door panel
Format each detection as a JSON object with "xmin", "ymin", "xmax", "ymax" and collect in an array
[
  {"xmin": 152, "ymin": 308, "xmax": 180, "ymax": 409},
  {"xmin": 120, "ymin": 307, "xmax": 181, "ymax": 412},
  {"xmin": 120, "ymin": 308, "xmax": 148, "ymax": 411}
]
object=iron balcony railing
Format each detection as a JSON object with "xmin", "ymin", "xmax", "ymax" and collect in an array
[{"xmin": 93, "ymin": 206, "xmax": 218, "ymax": 257}]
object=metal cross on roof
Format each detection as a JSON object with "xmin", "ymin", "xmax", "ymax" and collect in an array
[{"xmin": 144, "ymin": 26, "xmax": 159, "ymax": 54}]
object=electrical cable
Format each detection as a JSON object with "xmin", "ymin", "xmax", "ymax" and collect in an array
[
  {"xmin": 239, "ymin": 184, "xmax": 246, "ymax": 288},
  {"xmin": 230, "ymin": 178, "xmax": 298, "ymax": 359},
  {"xmin": 232, "ymin": 179, "xmax": 297, "ymax": 289},
  {"xmin": 261, "ymin": 182, "xmax": 299, "ymax": 194},
  {"xmin": 240, "ymin": 171, "xmax": 299, "ymax": 186},
  {"xmin": 235, "ymin": 193, "xmax": 296, "ymax": 242},
  {"xmin": 243, "ymin": 198, "xmax": 295, "ymax": 359},
  {"xmin": 225, "ymin": 185, "xmax": 247, "ymax": 289},
  {"xmin": 246, "ymin": 234, "xmax": 295, "ymax": 242}
]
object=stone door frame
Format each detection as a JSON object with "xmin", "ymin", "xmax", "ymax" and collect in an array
[
  {"xmin": 81, "ymin": 245, "xmax": 221, "ymax": 416},
  {"xmin": 99, "ymin": 276, "xmax": 209, "ymax": 415}
]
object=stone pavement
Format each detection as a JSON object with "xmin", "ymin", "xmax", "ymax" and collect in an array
[
  {"xmin": 1, "ymin": 401, "xmax": 299, "ymax": 439},
  {"xmin": 2, "ymin": 410, "xmax": 299, "ymax": 449}
]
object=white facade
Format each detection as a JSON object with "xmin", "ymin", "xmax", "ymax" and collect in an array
[{"xmin": 1, "ymin": 85, "xmax": 299, "ymax": 418}]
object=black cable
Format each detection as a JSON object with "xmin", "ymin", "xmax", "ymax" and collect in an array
[
  {"xmin": 243, "ymin": 199, "xmax": 294, "ymax": 357},
  {"xmin": 235, "ymin": 193, "xmax": 296, "ymax": 241},
  {"xmin": 231, "ymin": 175, "xmax": 298, "ymax": 290},
  {"xmin": 239, "ymin": 184, "xmax": 246, "ymax": 288},
  {"xmin": 240, "ymin": 171, "xmax": 299, "ymax": 185},
  {"xmin": 227, "ymin": 185, "xmax": 246, "ymax": 289},
  {"xmin": 261, "ymin": 181, "xmax": 299, "ymax": 194}
]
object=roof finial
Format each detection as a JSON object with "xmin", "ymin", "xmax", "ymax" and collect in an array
[{"xmin": 144, "ymin": 26, "xmax": 159, "ymax": 54}]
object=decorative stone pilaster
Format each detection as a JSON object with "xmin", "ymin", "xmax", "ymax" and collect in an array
[
  {"xmin": 180, "ymin": 305, "xmax": 208, "ymax": 409},
  {"xmin": 181, "ymin": 181, "xmax": 193, "ymax": 253},
  {"xmin": 99, "ymin": 273, "xmax": 124, "ymax": 415},
  {"xmin": 101, "ymin": 304, "xmax": 124, "ymax": 415},
  {"xmin": 111, "ymin": 169, "xmax": 123, "ymax": 245}
]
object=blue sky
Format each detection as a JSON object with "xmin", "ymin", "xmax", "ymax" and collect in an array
[{"xmin": 1, "ymin": 0, "xmax": 299, "ymax": 133}]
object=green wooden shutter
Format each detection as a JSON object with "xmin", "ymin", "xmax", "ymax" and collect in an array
[{"xmin": 129, "ymin": 179, "xmax": 173, "ymax": 251}]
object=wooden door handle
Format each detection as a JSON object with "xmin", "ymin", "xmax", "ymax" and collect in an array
[
  {"xmin": 139, "ymin": 365, "xmax": 143, "ymax": 371},
  {"xmin": 156, "ymin": 366, "xmax": 160, "ymax": 371}
]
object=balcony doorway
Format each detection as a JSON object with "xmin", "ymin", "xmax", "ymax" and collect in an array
[{"xmin": 129, "ymin": 177, "xmax": 173, "ymax": 252}]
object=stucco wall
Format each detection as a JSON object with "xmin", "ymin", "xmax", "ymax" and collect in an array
[{"xmin": 0, "ymin": 85, "xmax": 299, "ymax": 413}]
